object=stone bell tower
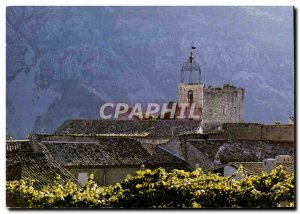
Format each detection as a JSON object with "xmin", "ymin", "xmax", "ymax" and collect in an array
[{"xmin": 177, "ymin": 44, "xmax": 203, "ymax": 120}]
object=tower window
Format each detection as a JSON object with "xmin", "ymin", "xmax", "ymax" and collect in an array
[
  {"xmin": 188, "ymin": 90, "xmax": 194, "ymax": 105},
  {"xmin": 222, "ymin": 105, "xmax": 226, "ymax": 115}
]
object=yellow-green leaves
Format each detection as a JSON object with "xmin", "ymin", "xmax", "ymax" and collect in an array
[{"xmin": 6, "ymin": 166, "xmax": 294, "ymax": 208}]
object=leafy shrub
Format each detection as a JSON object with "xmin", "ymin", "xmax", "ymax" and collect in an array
[{"xmin": 6, "ymin": 166, "xmax": 294, "ymax": 208}]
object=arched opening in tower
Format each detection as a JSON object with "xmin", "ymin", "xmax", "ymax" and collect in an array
[{"xmin": 188, "ymin": 90, "xmax": 194, "ymax": 106}]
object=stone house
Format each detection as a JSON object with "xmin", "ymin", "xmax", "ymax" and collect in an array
[
  {"xmin": 160, "ymin": 123, "xmax": 294, "ymax": 172},
  {"xmin": 31, "ymin": 134, "xmax": 191, "ymax": 186},
  {"xmin": 6, "ymin": 139, "xmax": 78, "ymax": 189},
  {"xmin": 212, "ymin": 155, "xmax": 294, "ymax": 181}
]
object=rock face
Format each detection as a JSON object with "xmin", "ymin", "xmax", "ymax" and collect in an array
[{"xmin": 7, "ymin": 7, "xmax": 294, "ymax": 139}]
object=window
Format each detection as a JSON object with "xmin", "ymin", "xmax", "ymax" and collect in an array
[
  {"xmin": 188, "ymin": 90, "xmax": 193, "ymax": 105},
  {"xmin": 78, "ymin": 172, "xmax": 89, "ymax": 185}
]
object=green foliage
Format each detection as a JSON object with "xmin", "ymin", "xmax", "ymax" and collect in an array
[{"xmin": 6, "ymin": 166, "xmax": 294, "ymax": 208}]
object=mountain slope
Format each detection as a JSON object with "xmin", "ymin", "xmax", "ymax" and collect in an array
[{"xmin": 6, "ymin": 6, "xmax": 294, "ymax": 139}]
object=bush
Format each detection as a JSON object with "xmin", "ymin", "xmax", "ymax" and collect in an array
[{"xmin": 6, "ymin": 166, "xmax": 294, "ymax": 208}]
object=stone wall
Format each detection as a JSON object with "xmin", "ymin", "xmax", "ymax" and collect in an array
[
  {"xmin": 178, "ymin": 83, "xmax": 203, "ymax": 119},
  {"xmin": 222, "ymin": 123, "xmax": 294, "ymax": 142},
  {"xmin": 186, "ymin": 142, "xmax": 215, "ymax": 171},
  {"xmin": 201, "ymin": 122, "xmax": 223, "ymax": 133},
  {"xmin": 261, "ymin": 125, "xmax": 294, "ymax": 142},
  {"xmin": 160, "ymin": 134, "xmax": 213, "ymax": 160},
  {"xmin": 224, "ymin": 166, "xmax": 242, "ymax": 181},
  {"xmin": 139, "ymin": 137, "xmax": 172, "ymax": 145},
  {"xmin": 160, "ymin": 137, "xmax": 184, "ymax": 158},
  {"xmin": 67, "ymin": 166, "xmax": 140, "ymax": 186},
  {"xmin": 202, "ymin": 84, "xmax": 244, "ymax": 124},
  {"xmin": 104, "ymin": 167, "xmax": 139, "ymax": 185},
  {"xmin": 161, "ymin": 134, "xmax": 225, "ymax": 162}
]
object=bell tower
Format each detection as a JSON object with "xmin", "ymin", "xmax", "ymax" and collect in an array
[{"xmin": 178, "ymin": 44, "xmax": 203, "ymax": 120}]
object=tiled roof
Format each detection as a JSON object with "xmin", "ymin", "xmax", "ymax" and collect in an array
[
  {"xmin": 6, "ymin": 140, "xmax": 33, "ymax": 153},
  {"xmin": 39, "ymin": 138, "xmax": 189, "ymax": 170},
  {"xmin": 227, "ymin": 162, "xmax": 294, "ymax": 176},
  {"xmin": 189, "ymin": 139, "xmax": 294, "ymax": 164},
  {"xmin": 6, "ymin": 152, "xmax": 79, "ymax": 189},
  {"xmin": 186, "ymin": 139, "xmax": 294, "ymax": 173},
  {"xmin": 6, "ymin": 140, "xmax": 79, "ymax": 189},
  {"xmin": 55, "ymin": 119, "xmax": 202, "ymax": 137},
  {"xmin": 228, "ymin": 162, "xmax": 263, "ymax": 176}
]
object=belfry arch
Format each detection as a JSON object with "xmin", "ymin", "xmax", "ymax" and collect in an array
[{"xmin": 188, "ymin": 90, "xmax": 194, "ymax": 106}]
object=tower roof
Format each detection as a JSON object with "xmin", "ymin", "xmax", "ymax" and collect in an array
[{"xmin": 180, "ymin": 44, "xmax": 201, "ymax": 83}]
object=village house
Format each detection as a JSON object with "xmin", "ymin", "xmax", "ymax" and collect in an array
[
  {"xmin": 6, "ymin": 139, "xmax": 79, "ymax": 189},
  {"xmin": 211, "ymin": 154, "xmax": 294, "ymax": 181},
  {"xmin": 160, "ymin": 122, "xmax": 294, "ymax": 172},
  {"xmin": 7, "ymin": 134, "xmax": 190, "ymax": 186}
]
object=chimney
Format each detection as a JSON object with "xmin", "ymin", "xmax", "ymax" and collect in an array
[{"xmin": 262, "ymin": 158, "xmax": 276, "ymax": 173}]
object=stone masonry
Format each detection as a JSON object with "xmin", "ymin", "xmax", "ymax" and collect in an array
[
  {"xmin": 177, "ymin": 82, "xmax": 244, "ymax": 126},
  {"xmin": 202, "ymin": 84, "xmax": 244, "ymax": 124}
]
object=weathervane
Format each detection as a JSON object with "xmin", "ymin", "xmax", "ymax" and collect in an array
[
  {"xmin": 180, "ymin": 42, "xmax": 201, "ymax": 83},
  {"xmin": 191, "ymin": 42, "xmax": 196, "ymax": 50}
]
